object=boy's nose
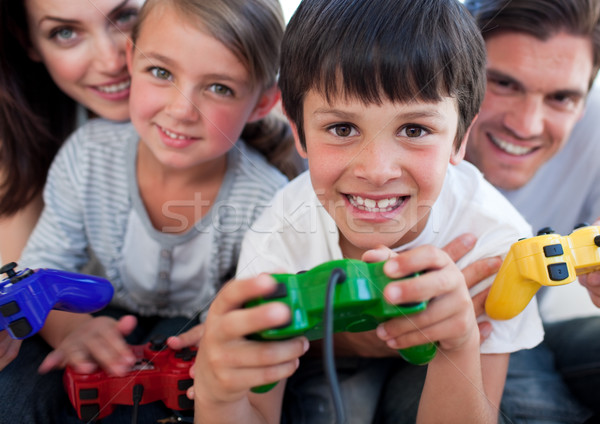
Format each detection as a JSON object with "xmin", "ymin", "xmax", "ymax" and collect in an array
[
  {"xmin": 353, "ymin": 140, "xmax": 402, "ymax": 186},
  {"xmin": 503, "ymin": 95, "xmax": 545, "ymax": 139}
]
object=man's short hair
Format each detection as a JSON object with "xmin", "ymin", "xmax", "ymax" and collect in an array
[{"xmin": 465, "ymin": 0, "xmax": 600, "ymax": 89}]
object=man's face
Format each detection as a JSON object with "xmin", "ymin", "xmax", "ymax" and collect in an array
[{"xmin": 466, "ymin": 31, "xmax": 593, "ymax": 190}]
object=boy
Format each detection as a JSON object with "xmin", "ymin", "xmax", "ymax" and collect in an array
[{"xmin": 192, "ymin": 0, "xmax": 543, "ymax": 422}]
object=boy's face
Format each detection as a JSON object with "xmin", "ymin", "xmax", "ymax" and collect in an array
[
  {"xmin": 293, "ymin": 90, "xmax": 465, "ymax": 259},
  {"xmin": 466, "ymin": 31, "xmax": 592, "ymax": 191}
]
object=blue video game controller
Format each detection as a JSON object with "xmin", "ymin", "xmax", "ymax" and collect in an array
[{"xmin": 0, "ymin": 262, "xmax": 114, "ymax": 339}]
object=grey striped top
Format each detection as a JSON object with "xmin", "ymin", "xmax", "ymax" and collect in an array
[{"xmin": 20, "ymin": 119, "xmax": 287, "ymax": 319}]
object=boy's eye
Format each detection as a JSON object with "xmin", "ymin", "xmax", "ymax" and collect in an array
[
  {"xmin": 150, "ymin": 67, "xmax": 172, "ymax": 81},
  {"xmin": 328, "ymin": 124, "xmax": 357, "ymax": 137},
  {"xmin": 400, "ymin": 125, "xmax": 427, "ymax": 138},
  {"xmin": 209, "ymin": 84, "xmax": 233, "ymax": 96}
]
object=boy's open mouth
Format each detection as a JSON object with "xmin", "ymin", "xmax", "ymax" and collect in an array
[{"xmin": 346, "ymin": 194, "xmax": 406, "ymax": 213}]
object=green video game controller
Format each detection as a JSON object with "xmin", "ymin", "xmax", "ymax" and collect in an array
[{"xmin": 245, "ymin": 259, "xmax": 437, "ymax": 392}]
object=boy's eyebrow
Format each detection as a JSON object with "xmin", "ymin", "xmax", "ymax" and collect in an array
[
  {"xmin": 313, "ymin": 107, "xmax": 445, "ymax": 121},
  {"xmin": 38, "ymin": 0, "xmax": 130, "ymax": 26}
]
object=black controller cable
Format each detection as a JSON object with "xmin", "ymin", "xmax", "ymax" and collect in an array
[
  {"xmin": 323, "ymin": 268, "xmax": 347, "ymax": 424},
  {"xmin": 131, "ymin": 384, "xmax": 144, "ymax": 424}
]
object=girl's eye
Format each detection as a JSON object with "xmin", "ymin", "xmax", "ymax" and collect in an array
[
  {"xmin": 400, "ymin": 125, "xmax": 427, "ymax": 138},
  {"xmin": 150, "ymin": 67, "xmax": 172, "ymax": 81},
  {"xmin": 209, "ymin": 84, "xmax": 233, "ymax": 96},
  {"xmin": 328, "ymin": 123, "xmax": 357, "ymax": 137}
]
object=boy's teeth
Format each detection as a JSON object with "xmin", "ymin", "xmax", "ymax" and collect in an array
[
  {"xmin": 97, "ymin": 80, "xmax": 130, "ymax": 93},
  {"xmin": 490, "ymin": 135, "xmax": 534, "ymax": 156},
  {"xmin": 348, "ymin": 195, "xmax": 401, "ymax": 212}
]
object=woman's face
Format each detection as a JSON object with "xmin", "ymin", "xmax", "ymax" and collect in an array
[{"xmin": 25, "ymin": 0, "xmax": 143, "ymax": 121}]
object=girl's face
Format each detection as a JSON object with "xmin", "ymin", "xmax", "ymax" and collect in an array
[
  {"xmin": 126, "ymin": 3, "xmax": 277, "ymax": 172},
  {"xmin": 25, "ymin": 0, "xmax": 143, "ymax": 121}
]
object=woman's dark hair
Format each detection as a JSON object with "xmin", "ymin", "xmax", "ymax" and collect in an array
[{"xmin": 0, "ymin": 0, "xmax": 78, "ymax": 216}]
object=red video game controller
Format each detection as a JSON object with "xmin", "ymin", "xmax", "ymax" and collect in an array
[{"xmin": 63, "ymin": 336, "xmax": 196, "ymax": 422}]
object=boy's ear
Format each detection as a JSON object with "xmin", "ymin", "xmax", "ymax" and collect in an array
[
  {"xmin": 281, "ymin": 107, "xmax": 307, "ymax": 159},
  {"xmin": 450, "ymin": 114, "xmax": 478, "ymax": 165},
  {"xmin": 247, "ymin": 85, "xmax": 281, "ymax": 123}
]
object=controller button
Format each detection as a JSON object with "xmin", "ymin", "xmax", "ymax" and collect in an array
[
  {"xmin": 80, "ymin": 404, "xmax": 100, "ymax": 422},
  {"xmin": 11, "ymin": 269, "xmax": 34, "ymax": 284},
  {"xmin": 595, "ymin": 235, "xmax": 600, "ymax": 248},
  {"xmin": 79, "ymin": 388, "xmax": 99, "ymax": 400},
  {"xmin": 0, "ymin": 262, "xmax": 18, "ymax": 278},
  {"xmin": 537, "ymin": 227, "xmax": 555, "ymax": 236},
  {"xmin": 149, "ymin": 335, "xmax": 167, "ymax": 351},
  {"xmin": 263, "ymin": 283, "xmax": 288, "ymax": 300},
  {"xmin": 574, "ymin": 222, "xmax": 590, "ymax": 230},
  {"xmin": 175, "ymin": 348, "xmax": 197, "ymax": 362},
  {"xmin": 178, "ymin": 394, "xmax": 194, "ymax": 410},
  {"xmin": 547, "ymin": 263, "xmax": 569, "ymax": 281},
  {"xmin": 178, "ymin": 378, "xmax": 194, "ymax": 390},
  {"xmin": 0, "ymin": 301, "xmax": 20, "ymax": 317},
  {"xmin": 543, "ymin": 244, "xmax": 564, "ymax": 257},
  {"xmin": 8, "ymin": 318, "xmax": 32, "ymax": 338}
]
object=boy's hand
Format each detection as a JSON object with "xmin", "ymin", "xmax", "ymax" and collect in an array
[
  {"xmin": 0, "ymin": 330, "xmax": 21, "ymax": 370},
  {"xmin": 375, "ymin": 245, "xmax": 478, "ymax": 353},
  {"xmin": 193, "ymin": 274, "xmax": 309, "ymax": 405},
  {"xmin": 38, "ymin": 315, "xmax": 137, "ymax": 376}
]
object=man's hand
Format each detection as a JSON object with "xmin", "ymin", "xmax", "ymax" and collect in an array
[{"xmin": 578, "ymin": 218, "xmax": 600, "ymax": 307}]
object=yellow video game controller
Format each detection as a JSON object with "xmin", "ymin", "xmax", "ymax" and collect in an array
[{"xmin": 485, "ymin": 225, "xmax": 600, "ymax": 320}]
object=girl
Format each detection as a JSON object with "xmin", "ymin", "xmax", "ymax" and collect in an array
[{"xmin": 3, "ymin": 0, "xmax": 299, "ymax": 422}]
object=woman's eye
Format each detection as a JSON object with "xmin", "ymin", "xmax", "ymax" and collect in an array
[
  {"xmin": 209, "ymin": 84, "xmax": 233, "ymax": 96},
  {"xmin": 329, "ymin": 124, "xmax": 356, "ymax": 137},
  {"xmin": 400, "ymin": 125, "xmax": 427, "ymax": 138},
  {"xmin": 150, "ymin": 67, "xmax": 172, "ymax": 81},
  {"xmin": 50, "ymin": 27, "xmax": 77, "ymax": 42}
]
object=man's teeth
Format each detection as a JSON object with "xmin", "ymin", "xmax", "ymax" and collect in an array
[
  {"xmin": 490, "ymin": 135, "xmax": 534, "ymax": 156},
  {"xmin": 97, "ymin": 80, "xmax": 131, "ymax": 94},
  {"xmin": 348, "ymin": 195, "xmax": 401, "ymax": 212},
  {"xmin": 162, "ymin": 127, "xmax": 188, "ymax": 140}
]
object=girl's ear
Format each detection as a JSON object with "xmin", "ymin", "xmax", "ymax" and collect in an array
[
  {"xmin": 450, "ymin": 114, "xmax": 477, "ymax": 165},
  {"xmin": 126, "ymin": 39, "xmax": 135, "ymax": 74},
  {"xmin": 247, "ymin": 84, "xmax": 281, "ymax": 123}
]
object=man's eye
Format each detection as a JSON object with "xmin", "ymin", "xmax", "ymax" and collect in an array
[{"xmin": 151, "ymin": 67, "xmax": 172, "ymax": 80}]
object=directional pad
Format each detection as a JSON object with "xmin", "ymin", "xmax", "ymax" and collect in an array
[{"xmin": 547, "ymin": 263, "xmax": 569, "ymax": 281}]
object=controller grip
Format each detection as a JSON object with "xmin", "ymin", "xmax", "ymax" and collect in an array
[
  {"xmin": 398, "ymin": 342, "xmax": 437, "ymax": 365},
  {"xmin": 44, "ymin": 270, "xmax": 114, "ymax": 313}
]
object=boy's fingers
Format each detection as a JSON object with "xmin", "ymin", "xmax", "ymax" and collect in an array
[
  {"xmin": 212, "ymin": 274, "xmax": 278, "ymax": 315},
  {"xmin": 116, "ymin": 315, "xmax": 138, "ymax": 337},
  {"xmin": 219, "ymin": 302, "xmax": 291, "ymax": 340},
  {"xmin": 442, "ymin": 233, "xmax": 477, "ymax": 262},
  {"xmin": 39, "ymin": 349, "xmax": 66, "ymax": 374},
  {"xmin": 362, "ymin": 245, "xmax": 396, "ymax": 263}
]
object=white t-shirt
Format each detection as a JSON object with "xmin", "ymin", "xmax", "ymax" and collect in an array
[{"xmin": 238, "ymin": 161, "xmax": 544, "ymax": 354}]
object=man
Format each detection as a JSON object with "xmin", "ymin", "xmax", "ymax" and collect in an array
[{"xmin": 463, "ymin": 0, "xmax": 600, "ymax": 422}]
